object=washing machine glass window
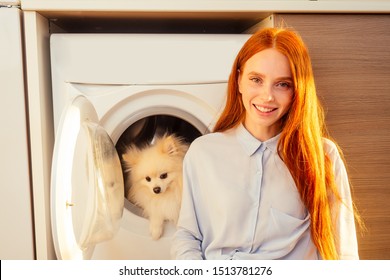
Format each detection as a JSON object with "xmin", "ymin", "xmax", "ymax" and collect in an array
[{"xmin": 51, "ymin": 96, "xmax": 124, "ymax": 260}]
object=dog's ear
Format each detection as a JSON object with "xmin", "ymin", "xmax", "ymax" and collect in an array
[
  {"xmin": 161, "ymin": 135, "xmax": 180, "ymax": 155},
  {"xmin": 122, "ymin": 146, "xmax": 141, "ymax": 169}
]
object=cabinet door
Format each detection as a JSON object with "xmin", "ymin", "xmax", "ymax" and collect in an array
[{"xmin": 0, "ymin": 7, "xmax": 35, "ymax": 260}]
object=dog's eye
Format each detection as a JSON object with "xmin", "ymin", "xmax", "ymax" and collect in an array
[
  {"xmin": 145, "ymin": 176, "xmax": 151, "ymax": 182},
  {"xmin": 160, "ymin": 173, "xmax": 168, "ymax": 179}
]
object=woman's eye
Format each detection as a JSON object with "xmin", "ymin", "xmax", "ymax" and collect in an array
[
  {"xmin": 145, "ymin": 176, "xmax": 151, "ymax": 182},
  {"xmin": 276, "ymin": 81, "xmax": 292, "ymax": 90},
  {"xmin": 279, "ymin": 82, "xmax": 289, "ymax": 87},
  {"xmin": 250, "ymin": 77, "xmax": 261, "ymax": 84},
  {"xmin": 160, "ymin": 173, "xmax": 168, "ymax": 179}
]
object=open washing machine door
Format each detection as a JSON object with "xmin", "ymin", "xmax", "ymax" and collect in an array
[{"xmin": 51, "ymin": 95, "xmax": 124, "ymax": 260}]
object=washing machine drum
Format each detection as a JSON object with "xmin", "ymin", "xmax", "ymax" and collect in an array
[
  {"xmin": 116, "ymin": 115, "xmax": 201, "ymax": 150},
  {"xmin": 51, "ymin": 96, "xmax": 124, "ymax": 259}
]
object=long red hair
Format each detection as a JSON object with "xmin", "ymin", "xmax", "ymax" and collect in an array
[{"xmin": 214, "ymin": 28, "xmax": 341, "ymax": 259}]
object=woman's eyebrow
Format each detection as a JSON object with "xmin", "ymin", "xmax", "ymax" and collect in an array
[
  {"xmin": 247, "ymin": 71, "xmax": 292, "ymax": 81},
  {"xmin": 276, "ymin": 77, "xmax": 293, "ymax": 81},
  {"xmin": 246, "ymin": 71, "xmax": 265, "ymax": 78}
]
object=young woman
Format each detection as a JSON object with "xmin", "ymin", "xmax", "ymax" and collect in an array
[{"xmin": 172, "ymin": 27, "xmax": 359, "ymax": 260}]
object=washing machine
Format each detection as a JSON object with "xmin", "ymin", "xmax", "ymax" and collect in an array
[{"xmin": 50, "ymin": 33, "xmax": 250, "ymax": 260}]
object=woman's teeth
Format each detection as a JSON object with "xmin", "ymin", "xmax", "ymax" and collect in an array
[{"xmin": 254, "ymin": 104, "xmax": 275, "ymax": 113}]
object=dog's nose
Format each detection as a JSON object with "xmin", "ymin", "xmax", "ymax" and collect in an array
[{"xmin": 153, "ymin": 187, "xmax": 161, "ymax": 194}]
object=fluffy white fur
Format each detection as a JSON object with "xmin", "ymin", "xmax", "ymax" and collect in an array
[{"xmin": 122, "ymin": 135, "xmax": 189, "ymax": 240}]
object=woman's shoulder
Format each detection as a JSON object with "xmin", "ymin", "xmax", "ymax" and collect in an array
[
  {"xmin": 322, "ymin": 137, "xmax": 343, "ymax": 162},
  {"xmin": 323, "ymin": 137, "xmax": 338, "ymax": 150}
]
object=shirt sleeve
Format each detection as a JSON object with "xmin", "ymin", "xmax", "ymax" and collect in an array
[
  {"xmin": 325, "ymin": 139, "xmax": 359, "ymax": 260},
  {"xmin": 171, "ymin": 151, "xmax": 204, "ymax": 260}
]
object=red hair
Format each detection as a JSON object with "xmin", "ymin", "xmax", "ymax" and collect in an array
[{"xmin": 214, "ymin": 28, "xmax": 341, "ymax": 259}]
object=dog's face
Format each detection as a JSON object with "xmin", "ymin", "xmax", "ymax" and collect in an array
[
  {"xmin": 136, "ymin": 160, "xmax": 177, "ymax": 195},
  {"xmin": 123, "ymin": 135, "xmax": 188, "ymax": 195}
]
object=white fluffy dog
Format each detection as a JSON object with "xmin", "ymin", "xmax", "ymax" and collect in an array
[{"xmin": 122, "ymin": 134, "xmax": 189, "ymax": 240}]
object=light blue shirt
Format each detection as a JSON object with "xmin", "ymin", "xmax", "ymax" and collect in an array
[{"xmin": 172, "ymin": 124, "xmax": 359, "ymax": 260}]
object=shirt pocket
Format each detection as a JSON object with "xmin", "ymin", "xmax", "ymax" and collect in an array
[{"xmin": 261, "ymin": 207, "xmax": 310, "ymax": 254}]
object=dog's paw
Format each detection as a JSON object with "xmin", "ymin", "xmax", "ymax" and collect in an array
[{"xmin": 150, "ymin": 225, "xmax": 163, "ymax": 240}]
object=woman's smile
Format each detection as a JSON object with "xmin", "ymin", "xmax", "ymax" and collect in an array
[{"xmin": 253, "ymin": 104, "xmax": 277, "ymax": 113}]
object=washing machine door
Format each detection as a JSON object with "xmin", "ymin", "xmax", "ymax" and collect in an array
[{"xmin": 51, "ymin": 95, "xmax": 124, "ymax": 259}]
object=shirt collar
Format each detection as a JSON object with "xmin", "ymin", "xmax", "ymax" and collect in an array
[{"xmin": 235, "ymin": 123, "xmax": 281, "ymax": 156}]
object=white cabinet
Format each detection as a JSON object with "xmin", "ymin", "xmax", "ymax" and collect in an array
[{"xmin": 0, "ymin": 5, "xmax": 35, "ymax": 259}]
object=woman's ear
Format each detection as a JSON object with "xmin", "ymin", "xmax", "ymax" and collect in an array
[{"xmin": 237, "ymin": 69, "xmax": 242, "ymax": 95}]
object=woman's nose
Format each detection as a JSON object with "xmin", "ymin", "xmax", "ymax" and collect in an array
[{"xmin": 259, "ymin": 85, "xmax": 274, "ymax": 102}]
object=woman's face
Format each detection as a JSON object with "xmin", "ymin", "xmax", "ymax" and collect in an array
[{"xmin": 238, "ymin": 48, "xmax": 294, "ymax": 141}]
